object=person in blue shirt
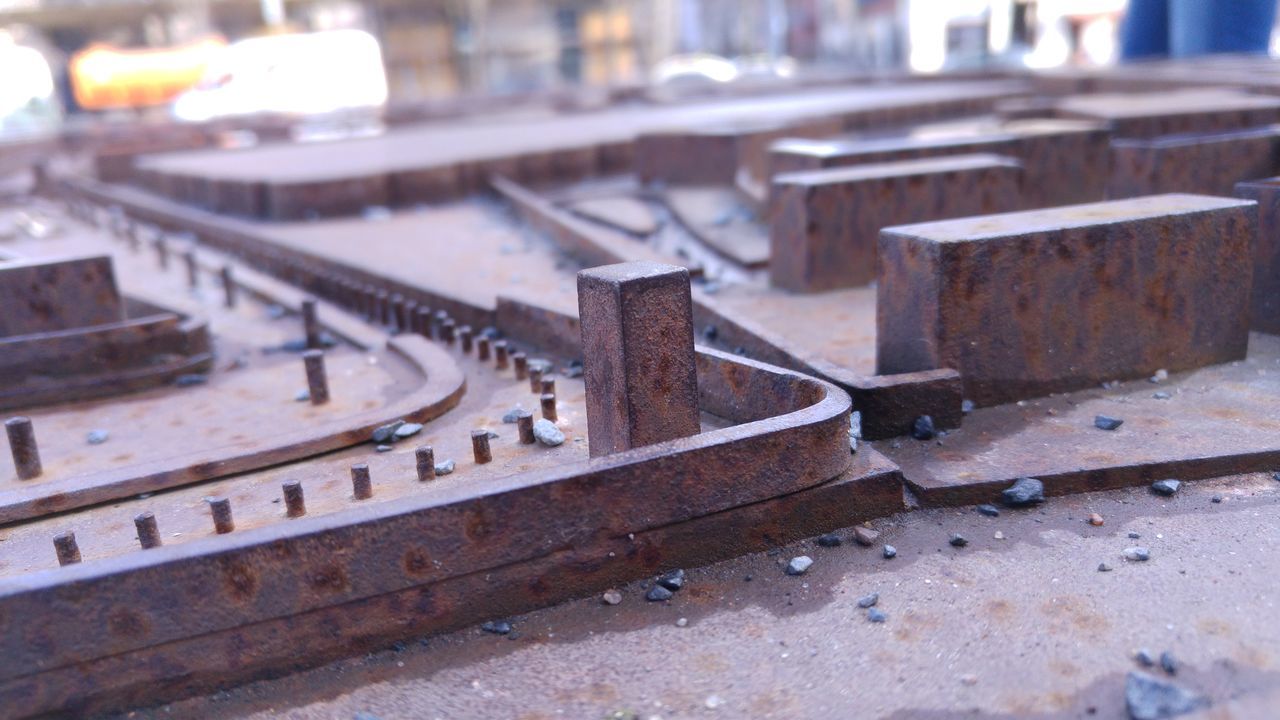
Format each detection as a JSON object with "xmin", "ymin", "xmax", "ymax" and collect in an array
[{"xmin": 1121, "ymin": 0, "xmax": 1277, "ymax": 59}]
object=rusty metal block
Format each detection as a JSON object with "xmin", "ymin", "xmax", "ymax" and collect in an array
[
  {"xmin": 769, "ymin": 154, "xmax": 1023, "ymax": 292},
  {"xmin": 877, "ymin": 194, "xmax": 1256, "ymax": 406},
  {"xmin": 578, "ymin": 262, "xmax": 701, "ymax": 456},
  {"xmin": 1110, "ymin": 126, "xmax": 1280, "ymax": 198},
  {"xmin": 1234, "ymin": 176, "xmax": 1280, "ymax": 335},
  {"xmin": 1055, "ymin": 89, "xmax": 1280, "ymax": 138},
  {"xmin": 0, "ymin": 255, "xmax": 123, "ymax": 338}
]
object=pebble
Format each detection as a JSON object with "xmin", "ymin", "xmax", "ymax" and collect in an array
[
  {"xmin": 1151, "ymin": 479, "xmax": 1181, "ymax": 496},
  {"xmin": 816, "ymin": 533, "xmax": 842, "ymax": 547},
  {"xmin": 857, "ymin": 593, "xmax": 879, "ymax": 608},
  {"xmin": 393, "ymin": 422, "xmax": 423, "ymax": 440},
  {"xmin": 1001, "ymin": 477, "xmax": 1045, "ymax": 507},
  {"xmin": 86, "ymin": 429, "xmax": 109, "ymax": 445},
  {"xmin": 375, "ymin": 444, "xmax": 393, "ymax": 453},
  {"xmin": 867, "ymin": 608, "xmax": 887, "ymax": 623},
  {"xmin": 1211, "ymin": 495, "xmax": 1223, "ymax": 504},
  {"xmin": 949, "ymin": 534, "xmax": 969, "ymax": 548},
  {"xmin": 976, "ymin": 504, "xmax": 1000, "ymax": 517},
  {"xmin": 1128, "ymin": 531, "xmax": 1141, "ymax": 539},
  {"xmin": 1094, "ymin": 415, "xmax": 1124, "ymax": 431},
  {"xmin": 911, "ymin": 415, "xmax": 936, "ymax": 440},
  {"xmin": 853, "ymin": 527, "xmax": 880, "ymax": 546},
  {"xmin": 1159, "ymin": 651, "xmax": 1179, "ymax": 675},
  {"xmin": 656, "ymin": 569, "xmax": 685, "ymax": 591},
  {"xmin": 294, "ymin": 390, "xmax": 310, "ymax": 402},
  {"xmin": 961, "ymin": 399, "xmax": 975, "ymax": 414},
  {"xmin": 675, "ymin": 617, "xmax": 688, "ymax": 627},
  {"xmin": 1098, "ymin": 562, "xmax": 1113, "ymax": 572},
  {"xmin": 1150, "ymin": 369, "xmax": 1168, "ymax": 383},
  {"xmin": 704, "ymin": 695, "xmax": 723, "ymax": 710},
  {"xmin": 602, "ymin": 589, "xmax": 622, "ymax": 605},
  {"xmin": 501, "ymin": 406, "xmax": 525, "ymax": 423},
  {"xmin": 1123, "ymin": 546, "xmax": 1151, "ymax": 562},
  {"xmin": 1088, "ymin": 513, "xmax": 1105, "ymax": 526},
  {"xmin": 994, "ymin": 531, "xmax": 1005, "ymax": 540},
  {"xmin": 480, "ymin": 620, "xmax": 512, "ymax": 635},
  {"xmin": 174, "ymin": 374, "xmax": 207, "ymax": 387},
  {"xmin": 1135, "ymin": 649, "xmax": 1156, "ymax": 667},
  {"xmin": 533, "ymin": 419, "xmax": 565, "ymax": 447},
  {"xmin": 1153, "ymin": 391, "xmax": 1171, "ymax": 399},
  {"xmin": 434, "ymin": 459, "xmax": 455, "ymax": 475},
  {"xmin": 372, "ymin": 420, "xmax": 405, "ymax": 443},
  {"xmin": 1124, "ymin": 671, "xmax": 1208, "ymax": 720},
  {"xmin": 645, "ymin": 585, "xmax": 673, "ymax": 602},
  {"xmin": 785, "ymin": 556, "xmax": 813, "ymax": 576}
]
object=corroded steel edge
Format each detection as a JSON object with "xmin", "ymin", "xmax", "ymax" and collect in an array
[
  {"xmin": 0, "ymin": 347, "xmax": 852, "ymax": 708},
  {"xmin": 0, "ymin": 335, "xmax": 466, "ymax": 525}
]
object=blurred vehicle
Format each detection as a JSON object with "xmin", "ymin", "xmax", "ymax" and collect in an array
[
  {"xmin": 69, "ymin": 37, "xmax": 226, "ymax": 111},
  {"xmin": 0, "ymin": 32, "xmax": 60, "ymax": 137},
  {"xmin": 172, "ymin": 30, "xmax": 388, "ymax": 122}
]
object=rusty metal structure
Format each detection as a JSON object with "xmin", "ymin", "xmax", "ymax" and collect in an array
[{"xmin": 2, "ymin": 55, "xmax": 1280, "ymax": 717}]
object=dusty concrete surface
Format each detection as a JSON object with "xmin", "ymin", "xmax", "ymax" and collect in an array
[{"xmin": 131, "ymin": 471, "xmax": 1280, "ymax": 720}]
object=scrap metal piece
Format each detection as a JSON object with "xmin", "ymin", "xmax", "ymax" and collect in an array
[
  {"xmin": 303, "ymin": 350, "xmax": 329, "ymax": 405},
  {"xmin": 577, "ymin": 262, "xmax": 700, "ymax": 456},
  {"xmin": 134, "ymin": 512, "xmax": 161, "ymax": 549},
  {"xmin": 4, "ymin": 417, "xmax": 41, "ymax": 480}
]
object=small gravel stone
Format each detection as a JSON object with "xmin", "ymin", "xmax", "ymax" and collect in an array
[
  {"xmin": 294, "ymin": 390, "xmax": 310, "ymax": 402},
  {"xmin": 977, "ymin": 504, "xmax": 1000, "ymax": 517},
  {"xmin": 174, "ymin": 374, "xmax": 207, "ymax": 387},
  {"xmin": 867, "ymin": 608, "xmax": 887, "ymax": 623},
  {"xmin": 961, "ymin": 399, "xmax": 975, "ymax": 414},
  {"xmin": 949, "ymin": 534, "xmax": 969, "ymax": 548},
  {"xmin": 853, "ymin": 526, "xmax": 880, "ymax": 546},
  {"xmin": 375, "ymin": 444, "xmax": 393, "ymax": 453},
  {"xmin": 501, "ymin": 406, "xmax": 525, "ymax": 423},
  {"xmin": 1098, "ymin": 562, "xmax": 1113, "ymax": 572},
  {"xmin": 1153, "ymin": 391, "xmax": 1171, "ymax": 399},
  {"xmin": 785, "ymin": 556, "xmax": 813, "ymax": 575},
  {"xmin": 911, "ymin": 415, "xmax": 936, "ymax": 440},
  {"xmin": 656, "ymin": 569, "xmax": 685, "ymax": 591},
  {"xmin": 1159, "ymin": 651, "xmax": 1179, "ymax": 675},
  {"xmin": 1211, "ymin": 495, "xmax": 1223, "ymax": 504},
  {"xmin": 86, "ymin": 429, "xmax": 109, "ymax": 445},
  {"xmin": 882, "ymin": 544, "xmax": 897, "ymax": 559},
  {"xmin": 1123, "ymin": 546, "xmax": 1151, "ymax": 562},
  {"xmin": 393, "ymin": 422, "xmax": 423, "ymax": 440},
  {"xmin": 675, "ymin": 617, "xmax": 688, "ymax": 627},
  {"xmin": 533, "ymin": 419, "xmax": 565, "ymax": 447},
  {"xmin": 1094, "ymin": 415, "xmax": 1124, "ymax": 431},
  {"xmin": 1129, "ymin": 531, "xmax": 1141, "ymax": 539},
  {"xmin": 1135, "ymin": 649, "xmax": 1156, "ymax": 667},
  {"xmin": 1151, "ymin": 479, "xmax": 1181, "ymax": 496},
  {"xmin": 645, "ymin": 585, "xmax": 673, "ymax": 602},
  {"xmin": 816, "ymin": 533, "xmax": 842, "ymax": 547},
  {"xmin": 1149, "ymin": 369, "xmax": 1168, "ymax": 383},
  {"xmin": 480, "ymin": 620, "xmax": 512, "ymax": 635},
  {"xmin": 1088, "ymin": 513, "xmax": 1105, "ymax": 526},
  {"xmin": 994, "ymin": 531, "xmax": 1005, "ymax": 540},
  {"xmin": 857, "ymin": 593, "xmax": 879, "ymax": 608},
  {"xmin": 602, "ymin": 589, "xmax": 622, "ymax": 605},
  {"xmin": 1124, "ymin": 671, "xmax": 1208, "ymax": 720},
  {"xmin": 434, "ymin": 459, "xmax": 455, "ymax": 475},
  {"xmin": 372, "ymin": 420, "xmax": 405, "ymax": 443},
  {"xmin": 1002, "ymin": 477, "xmax": 1045, "ymax": 507}
]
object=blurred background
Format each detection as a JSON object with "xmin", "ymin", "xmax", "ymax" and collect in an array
[{"xmin": 2, "ymin": 0, "xmax": 1275, "ymax": 139}]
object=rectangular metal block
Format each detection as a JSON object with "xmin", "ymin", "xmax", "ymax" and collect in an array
[
  {"xmin": 1234, "ymin": 177, "xmax": 1280, "ymax": 335},
  {"xmin": 770, "ymin": 154, "xmax": 1023, "ymax": 292},
  {"xmin": 634, "ymin": 129, "xmax": 741, "ymax": 185},
  {"xmin": 1055, "ymin": 89, "xmax": 1280, "ymax": 138},
  {"xmin": 877, "ymin": 194, "xmax": 1256, "ymax": 406},
  {"xmin": 578, "ymin": 262, "xmax": 701, "ymax": 456},
  {"xmin": 1110, "ymin": 126, "xmax": 1280, "ymax": 198},
  {"xmin": 0, "ymin": 255, "xmax": 124, "ymax": 338},
  {"xmin": 768, "ymin": 133, "xmax": 1017, "ymax": 180}
]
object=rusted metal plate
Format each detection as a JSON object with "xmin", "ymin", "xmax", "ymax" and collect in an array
[
  {"xmin": 1054, "ymin": 88, "xmax": 1280, "ymax": 138},
  {"xmin": 876, "ymin": 333, "xmax": 1280, "ymax": 505},
  {"xmin": 769, "ymin": 153, "xmax": 1023, "ymax": 292},
  {"xmin": 578, "ymin": 262, "xmax": 702, "ymax": 456},
  {"xmin": 1109, "ymin": 126, "xmax": 1280, "ymax": 198},
  {"xmin": 663, "ymin": 186, "xmax": 770, "ymax": 268},
  {"xmin": 1234, "ymin": 176, "xmax": 1280, "ymax": 335},
  {"xmin": 0, "ymin": 254, "xmax": 123, "ymax": 337},
  {"xmin": 877, "ymin": 194, "xmax": 1256, "ymax": 407}
]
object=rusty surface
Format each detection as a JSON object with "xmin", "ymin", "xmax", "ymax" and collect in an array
[
  {"xmin": 877, "ymin": 194, "xmax": 1256, "ymax": 406},
  {"xmin": 0, "ymin": 254, "xmax": 123, "ymax": 337},
  {"xmin": 1234, "ymin": 176, "xmax": 1280, "ymax": 335},
  {"xmin": 1109, "ymin": 126, "xmax": 1280, "ymax": 198},
  {"xmin": 875, "ymin": 333, "xmax": 1280, "ymax": 506},
  {"xmin": 1054, "ymin": 88, "xmax": 1280, "ymax": 138},
  {"xmin": 578, "ymin": 262, "xmax": 702, "ymax": 457},
  {"xmin": 770, "ymin": 153, "xmax": 1023, "ymax": 292}
]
